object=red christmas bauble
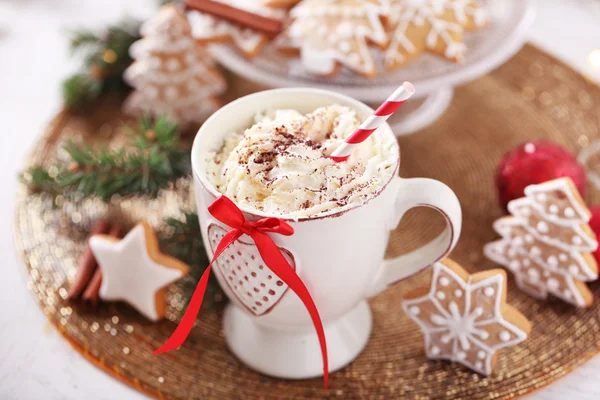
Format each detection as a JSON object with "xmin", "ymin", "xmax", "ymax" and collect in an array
[
  {"xmin": 496, "ymin": 141, "xmax": 586, "ymax": 210},
  {"xmin": 589, "ymin": 206, "xmax": 600, "ymax": 264}
]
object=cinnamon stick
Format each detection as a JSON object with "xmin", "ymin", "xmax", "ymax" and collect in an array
[
  {"xmin": 68, "ymin": 220, "xmax": 110, "ymax": 300},
  {"xmin": 184, "ymin": 0, "xmax": 283, "ymax": 37},
  {"xmin": 82, "ymin": 224, "xmax": 122, "ymax": 306}
]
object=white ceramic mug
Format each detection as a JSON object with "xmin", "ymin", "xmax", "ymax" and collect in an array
[{"xmin": 191, "ymin": 88, "xmax": 462, "ymax": 379}]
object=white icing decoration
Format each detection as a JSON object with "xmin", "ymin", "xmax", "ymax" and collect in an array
[
  {"xmin": 559, "ymin": 254, "xmax": 568, "ymax": 262},
  {"xmin": 436, "ymin": 291, "xmax": 446, "ymax": 300},
  {"xmin": 409, "ymin": 306, "xmax": 420, "ymax": 315},
  {"xmin": 403, "ymin": 263, "xmax": 529, "ymax": 376},
  {"xmin": 499, "ymin": 331, "xmax": 511, "ymax": 342},
  {"xmin": 89, "ymin": 224, "xmax": 186, "ymax": 322},
  {"xmin": 455, "ymin": 289, "xmax": 463, "ymax": 298},
  {"xmin": 528, "ymin": 268, "xmax": 540, "ymax": 282},
  {"xmin": 383, "ymin": 0, "xmax": 486, "ymax": 67},
  {"xmin": 524, "ymin": 234, "xmax": 534, "ymax": 243},
  {"xmin": 439, "ymin": 277, "xmax": 450, "ymax": 286},
  {"xmin": 547, "ymin": 279, "xmax": 559, "ymax": 290},
  {"xmin": 537, "ymin": 221, "xmax": 549, "ymax": 233},
  {"xmin": 430, "ymin": 346, "xmax": 440, "ymax": 355},
  {"xmin": 572, "ymin": 236, "xmax": 583, "ymax": 245},
  {"xmin": 508, "ymin": 260, "xmax": 520, "ymax": 271},
  {"xmin": 547, "ymin": 256, "xmax": 558, "ymax": 266},
  {"xmin": 565, "ymin": 207, "xmax": 575, "ymax": 218},
  {"xmin": 549, "ymin": 205, "xmax": 559, "ymax": 214}
]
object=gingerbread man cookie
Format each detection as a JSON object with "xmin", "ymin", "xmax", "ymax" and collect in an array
[
  {"xmin": 384, "ymin": 0, "xmax": 488, "ymax": 69},
  {"xmin": 279, "ymin": 0, "xmax": 390, "ymax": 78},
  {"xmin": 90, "ymin": 222, "xmax": 190, "ymax": 321},
  {"xmin": 485, "ymin": 178, "xmax": 599, "ymax": 307},
  {"xmin": 403, "ymin": 259, "xmax": 531, "ymax": 376}
]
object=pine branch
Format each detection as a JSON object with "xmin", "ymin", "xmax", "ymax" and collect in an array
[
  {"xmin": 160, "ymin": 212, "xmax": 224, "ymax": 309},
  {"xmin": 62, "ymin": 20, "xmax": 141, "ymax": 110},
  {"xmin": 21, "ymin": 118, "xmax": 191, "ymax": 200}
]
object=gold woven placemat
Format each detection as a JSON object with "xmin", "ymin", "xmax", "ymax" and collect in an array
[{"xmin": 13, "ymin": 44, "xmax": 600, "ymax": 399}]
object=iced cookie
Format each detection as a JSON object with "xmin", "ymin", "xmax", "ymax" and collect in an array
[
  {"xmin": 485, "ymin": 178, "xmax": 599, "ymax": 307},
  {"xmin": 90, "ymin": 222, "xmax": 190, "ymax": 322},
  {"xmin": 384, "ymin": 0, "xmax": 488, "ymax": 69},
  {"xmin": 186, "ymin": 0, "xmax": 286, "ymax": 58},
  {"xmin": 279, "ymin": 0, "xmax": 389, "ymax": 78},
  {"xmin": 403, "ymin": 259, "xmax": 531, "ymax": 376},
  {"xmin": 123, "ymin": 4, "xmax": 226, "ymax": 127}
]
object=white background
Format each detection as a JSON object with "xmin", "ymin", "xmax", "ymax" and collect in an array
[{"xmin": 1, "ymin": 0, "xmax": 600, "ymax": 399}]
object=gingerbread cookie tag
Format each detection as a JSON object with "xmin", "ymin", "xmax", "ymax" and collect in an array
[
  {"xmin": 403, "ymin": 259, "xmax": 531, "ymax": 375},
  {"xmin": 90, "ymin": 221, "xmax": 190, "ymax": 321},
  {"xmin": 485, "ymin": 177, "xmax": 599, "ymax": 307}
]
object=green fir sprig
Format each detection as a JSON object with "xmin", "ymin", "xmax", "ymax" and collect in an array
[
  {"xmin": 62, "ymin": 20, "xmax": 140, "ymax": 110},
  {"xmin": 22, "ymin": 118, "xmax": 190, "ymax": 200},
  {"xmin": 161, "ymin": 212, "xmax": 224, "ymax": 308}
]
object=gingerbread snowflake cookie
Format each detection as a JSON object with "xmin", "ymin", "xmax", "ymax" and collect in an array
[
  {"xmin": 403, "ymin": 259, "xmax": 531, "ymax": 375},
  {"xmin": 90, "ymin": 222, "xmax": 190, "ymax": 321},
  {"xmin": 279, "ymin": 0, "xmax": 389, "ymax": 77},
  {"xmin": 485, "ymin": 178, "xmax": 599, "ymax": 307},
  {"xmin": 186, "ymin": 0, "xmax": 286, "ymax": 58},
  {"xmin": 384, "ymin": 0, "xmax": 488, "ymax": 69}
]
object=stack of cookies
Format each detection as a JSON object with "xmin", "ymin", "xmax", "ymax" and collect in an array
[{"xmin": 185, "ymin": 0, "xmax": 488, "ymax": 78}]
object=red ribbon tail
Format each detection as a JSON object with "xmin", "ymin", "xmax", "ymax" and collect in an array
[
  {"xmin": 153, "ymin": 230, "xmax": 241, "ymax": 355},
  {"xmin": 152, "ymin": 265, "xmax": 212, "ymax": 354},
  {"xmin": 253, "ymin": 232, "xmax": 329, "ymax": 389}
]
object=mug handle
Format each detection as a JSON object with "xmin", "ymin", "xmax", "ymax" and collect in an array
[{"xmin": 367, "ymin": 177, "xmax": 462, "ymax": 297}]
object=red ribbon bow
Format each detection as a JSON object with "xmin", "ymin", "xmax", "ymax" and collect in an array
[{"xmin": 153, "ymin": 196, "xmax": 329, "ymax": 388}]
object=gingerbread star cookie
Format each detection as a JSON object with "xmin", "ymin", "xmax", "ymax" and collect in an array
[
  {"xmin": 384, "ymin": 0, "xmax": 488, "ymax": 69},
  {"xmin": 90, "ymin": 222, "xmax": 190, "ymax": 321},
  {"xmin": 279, "ymin": 0, "xmax": 389, "ymax": 78},
  {"xmin": 186, "ymin": 0, "xmax": 286, "ymax": 58},
  {"xmin": 485, "ymin": 178, "xmax": 599, "ymax": 307},
  {"xmin": 403, "ymin": 259, "xmax": 531, "ymax": 376}
]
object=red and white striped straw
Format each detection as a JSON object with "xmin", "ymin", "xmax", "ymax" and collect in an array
[{"xmin": 330, "ymin": 82, "xmax": 415, "ymax": 162}]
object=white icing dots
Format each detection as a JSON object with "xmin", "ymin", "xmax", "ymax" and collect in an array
[
  {"xmin": 436, "ymin": 291, "xmax": 446, "ymax": 300},
  {"xmin": 572, "ymin": 236, "xmax": 583, "ymax": 245},
  {"xmin": 475, "ymin": 361, "xmax": 484, "ymax": 370},
  {"xmin": 484, "ymin": 287, "xmax": 495, "ymax": 297},
  {"xmin": 547, "ymin": 279, "xmax": 559, "ymax": 290},
  {"xmin": 528, "ymin": 268, "xmax": 540, "ymax": 282},
  {"xmin": 479, "ymin": 330, "xmax": 489, "ymax": 340},
  {"xmin": 509, "ymin": 260, "xmax": 520, "ymax": 271},
  {"xmin": 409, "ymin": 306, "xmax": 420, "ymax": 315},
  {"xmin": 549, "ymin": 204, "xmax": 559, "ymax": 214},
  {"xmin": 530, "ymin": 247, "xmax": 541, "ymax": 256},
  {"xmin": 499, "ymin": 331, "xmax": 511, "ymax": 342},
  {"xmin": 564, "ymin": 207, "xmax": 576, "ymax": 218},
  {"xmin": 537, "ymin": 221, "xmax": 549, "ymax": 233},
  {"xmin": 166, "ymin": 58, "xmax": 180, "ymax": 71},
  {"xmin": 559, "ymin": 254, "xmax": 568, "ymax": 262},
  {"xmin": 512, "ymin": 237, "xmax": 524, "ymax": 246},
  {"xmin": 430, "ymin": 346, "xmax": 440, "ymax": 356},
  {"xmin": 457, "ymin": 351, "xmax": 467, "ymax": 360},
  {"xmin": 454, "ymin": 289, "xmax": 463, "ymax": 298},
  {"xmin": 474, "ymin": 307, "xmax": 484, "ymax": 316},
  {"xmin": 547, "ymin": 256, "xmax": 558, "ymax": 266},
  {"xmin": 564, "ymin": 290, "xmax": 573, "ymax": 299},
  {"xmin": 568, "ymin": 265, "xmax": 579, "ymax": 275},
  {"xmin": 522, "ymin": 259, "xmax": 530, "ymax": 267},
  {"xmin": 439, "ymin": 277, "xmax": 450, "ymax": 287},
  {"xmin": 536, "ymin": 193, "xmax": 547, "ymax": 202},
  {"xmin": 524, "ymin": 234, "xmax": 534, "ymax": 243},
  {"xmin": 477, "ymin": 350, "xmax": 486, "ymax": 360}
]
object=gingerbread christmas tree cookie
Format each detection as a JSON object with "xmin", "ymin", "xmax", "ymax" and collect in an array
[
  {"xmin": 90, "ymin": 221, "xmax": 190, "ymax": 321},
  {"xmin": 403, "ymin": 259, "xmax": 531, "ymax": 376},
  {"xmin": 384, "ymin": 0, "xmax": 488, "ymax": 69},
  {"xmin": 485, "ymin": 177, "xmax": 599, "ymax": 307},
  {"xmin": 279, "ymin": 0, "xmax": 389, "ymax": 77},
  {"xmin": 123, "ymin": 4, "xmax": 226, "ymax": 127}
]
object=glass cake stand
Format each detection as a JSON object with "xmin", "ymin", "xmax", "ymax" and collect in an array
[{"xmin": 210, "ymin": 0, "xmax": 536, "ymax": 135}]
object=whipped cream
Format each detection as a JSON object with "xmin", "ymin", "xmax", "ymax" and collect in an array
[{"xmin": 205, "ymin": 104, "xmax": 397, "ymax": 217}]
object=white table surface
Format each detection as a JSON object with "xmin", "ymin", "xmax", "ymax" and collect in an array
[{"xmin": 1, "ymin": 1, "xmax": 599, "ymax": 399}]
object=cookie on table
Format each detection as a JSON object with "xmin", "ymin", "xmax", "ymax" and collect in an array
[
  {"xmin": 278, "ymin": 0, "xmax": 390, "ymax": 78},
  {"xmin": 485, "ymin": 177, "xmax": 599, "ymax": 308},
  {"xmin": 90, "ymin": 222, "xmax": 190, "ymax": 322},
  {"xmin": 403, "ymin": 259, "xmax": 531, "ymax": 376},
  {"xmin": 186, "ymin": 0, "xmax": 286, "ymax": 59},
  {"xmin": 384, "ymin": 0, "xmax": 488, "ymax": 70}
]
